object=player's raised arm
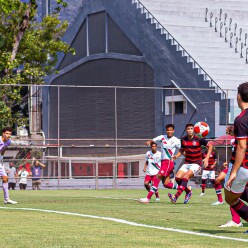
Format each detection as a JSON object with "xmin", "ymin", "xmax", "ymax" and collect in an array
[{"xmin": 145, "ymin": 140, "xmax": 154, "ymax": 146}]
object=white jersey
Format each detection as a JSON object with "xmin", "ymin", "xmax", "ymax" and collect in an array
[
  {"xmin": 153, "ymin": 135, "xmax": 181, "ymax": 160},
  {"xmin": 18, "ymin": 170, "xmax": 29, "ymax": 184},
  {"xmin": 145, "ymin": 151, "xmax": 161, "ymax": 176}
]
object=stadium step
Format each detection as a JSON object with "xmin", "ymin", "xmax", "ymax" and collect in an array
[{"xmin": 138, "ymin": 0, "xmax": 248, "ymax": 99}]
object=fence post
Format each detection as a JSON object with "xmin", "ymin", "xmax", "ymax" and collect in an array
[
  {"xmin": 95, "ymin": 160, "xmax": 98, "ymax": 190},
  {"xmin": 69, "ymin": 159, "xmax": 72, "ymax": 179},
  {"xmin": 58, "ymin": 176, "xmax": 60, "ymax": 190},
  {"xmin": 113, "ymin": 86, "xmax": 117, "ymax": 189}
]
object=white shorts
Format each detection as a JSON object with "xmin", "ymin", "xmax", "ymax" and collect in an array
[
  {"xmin": 201, "ymin": 170, "xmax": 215, "ymax": 180},
  {"xmin": 0, "ymin": 163, "xmax": 7, "ymax": 177},
  {"xmin": 224, "ymin": 162, "xmax": 248, "ymax": 194},
  {"xmin": 179, "ymin": 163, "xmax": 201, "ymax": 176}
]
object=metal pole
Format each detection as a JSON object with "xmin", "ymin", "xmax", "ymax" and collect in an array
[
  {"xmin": 225, "ymin": 90, "xmax": 229, "ymax": 162},
  {"xmin": 95, "ymin": 160, "xmax": 99, "ymax": 190},
  {"xmin": 57, "ymin": 86, "xmax": 61, "ymax": 185},
  {"xmin": 114, "ymin": 87, "xmax": 118, "ymax": 189},
  {"xmin": 172, "ymin": 88, "xmax": 174, "ymax": 124},
  {"xmin": 69, "ymin": 159, "xmax": 72, "ymax": 179}
]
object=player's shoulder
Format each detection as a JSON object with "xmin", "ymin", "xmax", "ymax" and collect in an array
[
  {"xmin": 156, "ymin": 150, "xmax": 161, "ymax": 155},
  {"xmin": 171, "ymin": 135, "xmax": 180, "ymax": 141},
  {"xmin": 235, "ymin": 109, "xmax": 248, "ymax": 122},
  {"xmin": 154, "ymin": 134, "xmax": 164, "ymax": 140},
  {"xmin": 146, "ymin": 151, "xmax": 150, "ymax": 156}
]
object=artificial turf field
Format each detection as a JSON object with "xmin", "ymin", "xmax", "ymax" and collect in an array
[{"xmin": 0, "ymin": 188, "xmax": 248, "ymax": 248}]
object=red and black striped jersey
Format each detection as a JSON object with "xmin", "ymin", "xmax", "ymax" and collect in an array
[
  {"xmin": 202, "ymin": 151, "xmax": 217, "ymax": 171},
  {"xmin": 181, "ymin": 135, "xmax": 208, "ymax": 165},
  {"xmin": 230, "ymin": 108, "xmax": 248, "ymax": 169}
]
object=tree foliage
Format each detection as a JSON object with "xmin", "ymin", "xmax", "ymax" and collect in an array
[{"xmin": 0, "ymin": 0, "xmax": 74, "ymax": 129}]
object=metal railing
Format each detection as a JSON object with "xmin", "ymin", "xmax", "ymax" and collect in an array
[
  {"xmin": 132, "ymin": 0, "xmax": 226, "ymax": 99},
  {"xmin": 207, "ymin": 8, "xmax": 248, "ymax": 64}
]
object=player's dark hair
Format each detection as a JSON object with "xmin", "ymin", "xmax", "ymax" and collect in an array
[
  {"xmin": 165, "ymin": 124, "xmax": 175, "ymax": 130},
  {"xmin": 150, "ymin": 141, "xmax": 157, "ymax": 147},
  {"xmin": 238, "ymin": 82, "xmax": 248, "ymax": 102},
  {"xmin": 2, "ymin": 127, "xmax": 13, "ymax": 134},
  {"xmin": 185, "ymin": 123, "xmax": 194, "ymax": 129}
]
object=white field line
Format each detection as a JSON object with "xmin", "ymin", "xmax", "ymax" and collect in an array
[{"xmin": 0, "ymin": 206, "xmax": 248, "ymax": 243}]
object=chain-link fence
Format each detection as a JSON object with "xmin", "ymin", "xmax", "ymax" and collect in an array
[{"xmin": 1, "ymin": 84, "xmax": 239, "ymax": 189}]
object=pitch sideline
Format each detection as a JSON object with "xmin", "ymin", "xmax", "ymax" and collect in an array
[{"xmin": 0, "ymin": 206, "xmax": 248, "ymax": 243}]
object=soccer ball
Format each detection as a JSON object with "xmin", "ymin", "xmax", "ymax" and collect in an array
[{"xmin": 194, "ymin": 122, "xmax": 210, "ymax": 138}]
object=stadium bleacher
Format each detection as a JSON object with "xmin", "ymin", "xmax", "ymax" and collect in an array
[{"xmin": 137, "ymin": 0, "xmax": 248, "ymax": 108}]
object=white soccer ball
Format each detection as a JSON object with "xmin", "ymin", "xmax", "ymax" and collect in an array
[{"xmin": 194, "ymin": 122, "xmax": 210, "ymax": 138}]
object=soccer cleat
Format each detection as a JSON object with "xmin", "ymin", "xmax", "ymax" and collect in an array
[
  {"xmin": 168, "ymin": 193, "xmax": 177, "ymax": 203},
  {"xmin": 138, "ymin": 198, "xmax": 149, "ymax": 204},
  {"xmin": 155, "ymin": 198, "xmax": 160, "ymax": 202},
  {"xmin": 211, "ymin": 201, "xmax": 224, "ymax": 206},
  {"xmin": 184, "ymin": 186, "xmax": 192, "ymax": 204},
  {"xmin": 4, "ymin": 198, "xmax": 17, "ymax": 205},
  {"xmin": 219, "ymin": 220, "xmax": 243, "ymax": 227},
  {"xmin": 200, "ymin": 192, "xmax": 205, "ymax": 196}
]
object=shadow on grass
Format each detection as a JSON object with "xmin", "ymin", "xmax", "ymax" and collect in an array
[{"xmin": 195, "ymin": 229, "xmax": 245, "ymax": 234}]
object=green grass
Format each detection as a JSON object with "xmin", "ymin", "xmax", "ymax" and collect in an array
[{"xmin": 0, "ymin": 188, "xmax": 248, "ymax": 248}]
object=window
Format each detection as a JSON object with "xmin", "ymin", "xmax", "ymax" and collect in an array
[{"xmin": 165, "ymin": 95, "xmax": 187, "ymax": 115}]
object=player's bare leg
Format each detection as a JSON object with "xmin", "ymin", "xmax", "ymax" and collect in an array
[
  {"xmin": 2, "ymin": 176, "xmax": 17, "ymax": 204},
  {"xmin": 168, "ymin": 170, "xmax": 193, "ymax": 203},
  {"xmin": 225, "ymin": 188, "xmax": 248, "ymax": 221},
  {"xmin": 211, "ymin": 172, "xmax": 224, "ymax": 205}
]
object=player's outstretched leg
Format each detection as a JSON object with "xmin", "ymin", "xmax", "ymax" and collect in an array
[
  {"xmin": 184, "ymin": 186, "xmax": 192, "ymax": 204},
  {"xmin": 2, "ymin": 176, "xmax": 17, "ymax": 205},
  {"xmin": 168, "ymin": 193, "xmax": 177, "ymax": 203},
  {"xmin": 139, "ymin": 185, "xmax": 158, "ymax": 204},
  {"xmin": 219, "ymin": 206, "xmax": 243, "ymax": 227},
  {"xmin": 200, "ymin": 179, "xmax": 206, "ymax": 196},
  {"xmin": 211, "ymin": 181, "xmax": 224, "ymax": 205}
]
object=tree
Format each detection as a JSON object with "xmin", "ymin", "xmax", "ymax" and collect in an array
[{"xmin": 0, "ymin": 0, "xmax": 74, "ymax": 129}]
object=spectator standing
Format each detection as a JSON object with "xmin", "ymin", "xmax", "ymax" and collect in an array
[{"xmin": 31, "ymin": 158, "xmax": 46, "ymax": 190}]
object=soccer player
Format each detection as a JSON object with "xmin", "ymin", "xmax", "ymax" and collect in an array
[
  {"xmin": 0, "ymin": 127, "xmax": 17, "ymax": 204},
  {"xmin": 168, "ymin": 123, "xmax": 213, "ymax": 204},
  {"xmin": 224, "ymin": 82, "xmax": 248, "ymax": 225},
  {"xmin": 200, "ymin": 148, "xmax": 224, "ymax": 205},
  {"xmin": 139, "ymin": 124, "xmax": 181, "ymax": 203},
  {"xmin": 138, "ymin": 142, "xmax": 161, "ymax": 203}
]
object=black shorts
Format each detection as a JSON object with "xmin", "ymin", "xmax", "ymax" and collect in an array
[{"xmin": 19, "ymin": 183, "xmax": 27, "ymax": 190}]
